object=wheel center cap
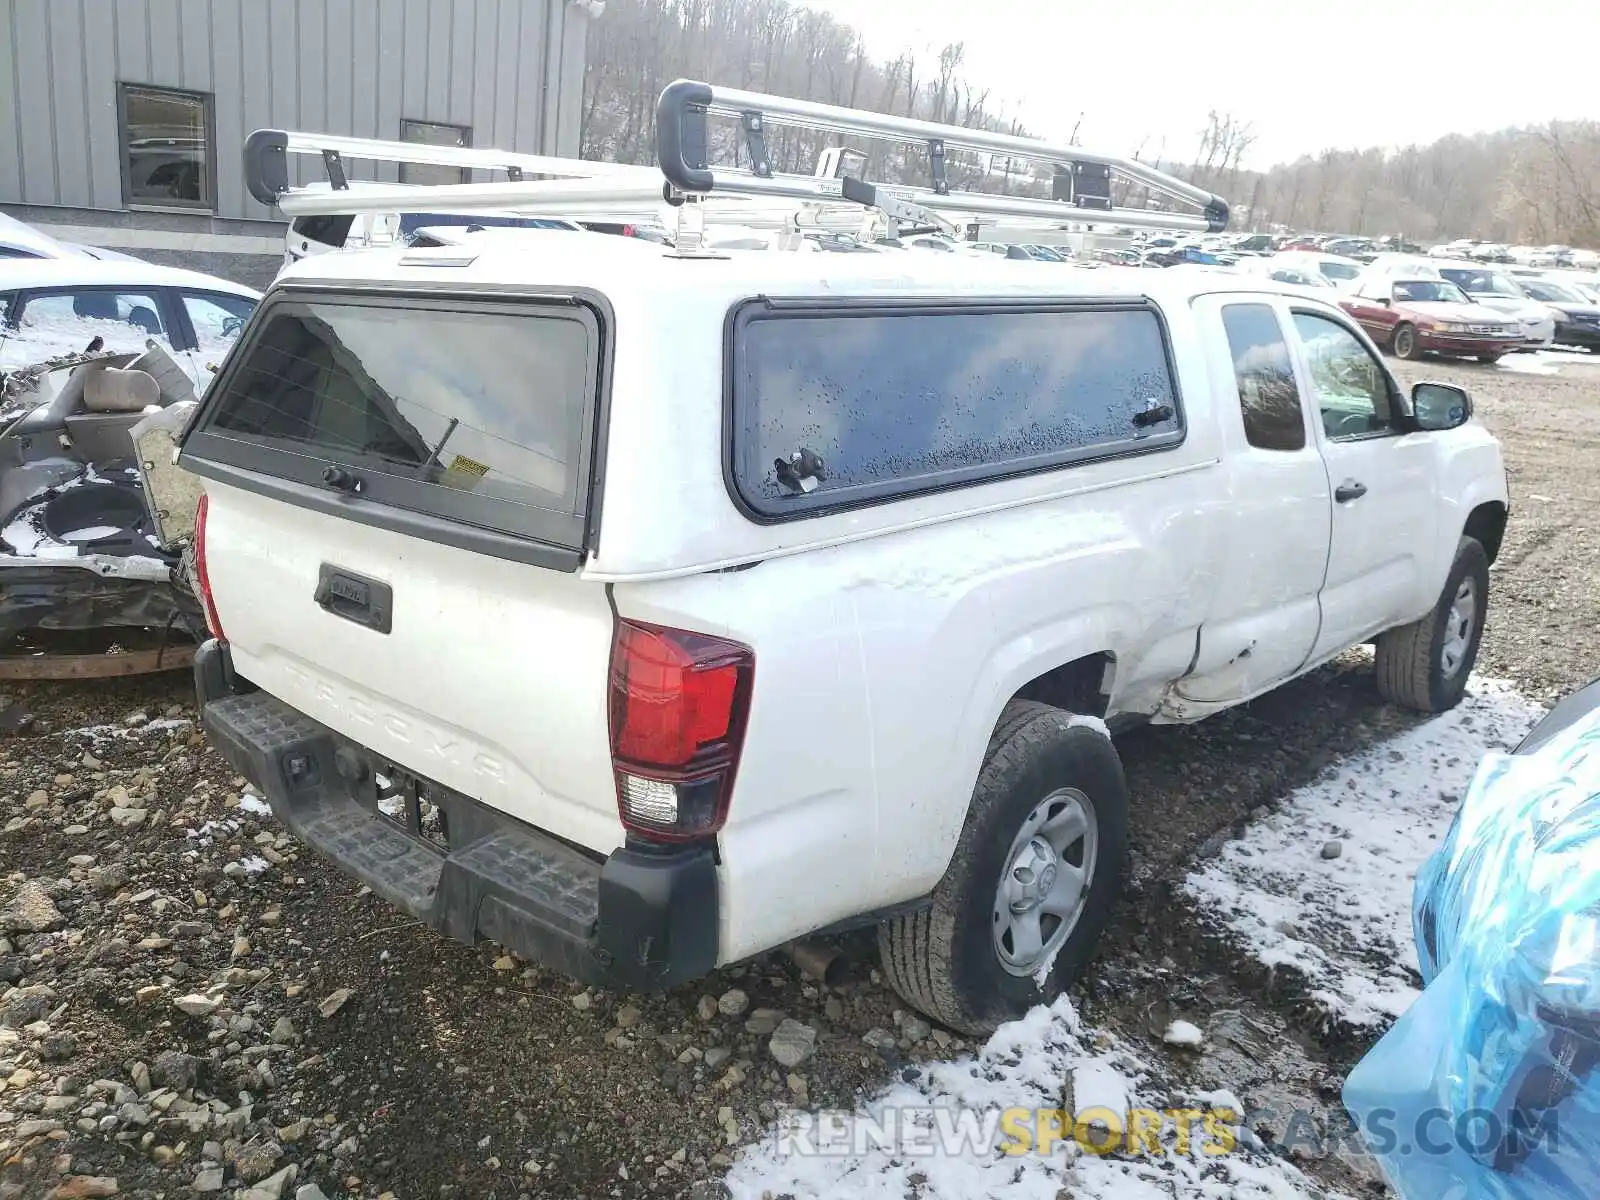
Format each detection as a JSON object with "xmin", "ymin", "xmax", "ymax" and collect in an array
[{"xmin": 1011, "ymin": 838, "xmax": 1058, "ymax": 911}]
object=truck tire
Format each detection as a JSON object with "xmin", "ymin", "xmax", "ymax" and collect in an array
[
  {"xmin": 1476, "ymin": 354, "xmax": 1503, "ymax": 365},
  {"xmin": 877, "ymin": 701, "xmax": 1129, "ymax": 1035},
  {"xmin": 1391, "ymin": 323, "xmax": 1421, "ymax": 359},
  {"xmin": 1374, "ymin": 537, "xmax": 1489, "ymax": 713}
]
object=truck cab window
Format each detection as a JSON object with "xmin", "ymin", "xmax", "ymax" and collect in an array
[{"xmin": 1291, "ymin": 312, "xmax": 1398, "ymax": 441}]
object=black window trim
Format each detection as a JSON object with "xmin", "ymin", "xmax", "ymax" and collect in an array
[
  {"xmin": 117, "ymin": 81, "xmax": 218, "ymax": 212},
  {"xmin": 178, "ymin": 284, "xmax": 615, "ymax": 572},
  {"xmin": 722, "ymin": 295, "xmax": 1187, "ymax": 525},
  {"xmin": 1288, "ymin": 305, "xmax": 1410, "ymax": 444}
]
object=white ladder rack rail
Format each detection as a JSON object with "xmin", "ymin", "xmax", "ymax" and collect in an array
[{"xmin": 242, "ymin": 78, "xmax": 1231, "ymax": 238}]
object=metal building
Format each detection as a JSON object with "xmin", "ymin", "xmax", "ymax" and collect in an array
[{"xmin": 0, "ymin": 0, "xmax": 596, "ymax": 284}]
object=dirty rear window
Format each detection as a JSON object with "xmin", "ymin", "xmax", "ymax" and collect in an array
[
  {"xmin": 187, "ymin": 293, "xmax": 600, "ymax": 553},
  {"xmin": 729, "ymin": 302, "xmax": 1181, "ymax": 518}
]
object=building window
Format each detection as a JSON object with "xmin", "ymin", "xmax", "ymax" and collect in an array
[
  {"xmin": 118, "ymin": 84, "xmax": 215, "ymax": 210},
  {"xmin": 399, "ymin": 120, "xmax": 472, "ymax": 185}
]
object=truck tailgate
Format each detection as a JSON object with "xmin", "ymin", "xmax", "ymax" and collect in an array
[
  {"xmin": 205, "ymin": 480, "xmax": 622, "ymax": 854},
  {"xmin": 179, "ymin": 286, "xmax": 620, "ymax": 854}
]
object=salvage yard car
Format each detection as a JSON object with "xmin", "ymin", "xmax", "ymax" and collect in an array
[
  {"xmin": 0, "ymin": 346, "xmax": 210, "ymax": 648},
  {"xmin": 0, "ymin": 258, "xmax": 260, "ymax": 394},
  {"xmin": 0, "ymin": 260, "xmax": 256, "ymax": 651},
  {"xmin": 1515, "ymin": 277, "xmax": 1600, "ymax": 351},
  {"xmin": 174, "ymin": 85, "xmax": 1512, "ymax": 1036},
  {"xmin": 1429, "ymin": 262, "xmax": 1556, "ymax": 349},
  {"xmin": 1339, "ymin": 274, "xmax": 1526, "ymax": 362}
]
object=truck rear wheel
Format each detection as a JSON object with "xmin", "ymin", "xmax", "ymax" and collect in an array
[
  {"xmin": 1374, "ymin": 536, "xmax": 1489, "ymax": 713},
  {"xmin": 877, "ymin": 701, "xmax": 1129, "ymax": 1035}
]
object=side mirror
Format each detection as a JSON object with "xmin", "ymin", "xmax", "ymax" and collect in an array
[
  {"xmin": 1376, "ymin": 296, "xmax": 1391, "ymax": 306},
  {"xmin": 1412, "ymin": 382, "xmax": 1472, "ymax": 431}
]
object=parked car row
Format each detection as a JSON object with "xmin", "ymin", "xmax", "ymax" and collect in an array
[
  {"xmin": 1429, "ymin": 239, "xmax": 1599, "ymax": 269},
  {"xmin": 1157, "ymin": 245, "xmax": 1600, "ymax": 362}
]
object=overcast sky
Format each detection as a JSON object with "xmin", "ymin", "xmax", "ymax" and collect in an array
[{"xmin": 794, "ymin": 0, "xmax": 1600, "ymax": 168}]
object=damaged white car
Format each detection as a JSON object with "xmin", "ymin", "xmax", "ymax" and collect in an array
[
  {"xmin": 0, "ymin": 258, "xmax": 257, "ymax": 653},
  {"xmin": 0, "ymin": 344, "xmax": 228, "ymax": 653}
]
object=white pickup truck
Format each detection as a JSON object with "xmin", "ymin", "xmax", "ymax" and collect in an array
[
  {"xmin": 177, "ymin": 235, "xmax": 1508, "ymax": 1034},
  {"xmin": 178, "ymin": 90, "xmax": 1509, "ymax": 1034}
]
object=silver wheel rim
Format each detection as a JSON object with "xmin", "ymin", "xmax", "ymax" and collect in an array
[
  {"xmin": 1440, "ymin": 576, "xmax": 1478, "ymax": 678},
  {"xmin": 1396, "ymin": 329, "xmax": 1413, "ymax": 356},
  {"xmin": 992, "ymin": 788, "xmax": 1098, "ymax": 978}
]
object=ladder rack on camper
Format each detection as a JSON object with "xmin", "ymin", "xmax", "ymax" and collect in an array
[{"xmin": 243, "ymin": 78, "xmax": 1231, "ymax": 247}]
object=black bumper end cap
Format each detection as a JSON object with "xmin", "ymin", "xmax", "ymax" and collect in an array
[
  {"xmin": 193, "ymin": 638, "xmax": 232, "ymax": 705},
  {"xmin": 597, "ymin": 841, "xmax": 719, "ymax": 991}
]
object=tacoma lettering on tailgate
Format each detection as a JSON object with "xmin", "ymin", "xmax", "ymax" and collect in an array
[{"xmin": 279, "ymin": 663, "xmax": 508, "ymax": 784}]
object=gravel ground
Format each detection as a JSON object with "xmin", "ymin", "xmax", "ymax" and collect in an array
[{"xmin": 1, "ymin": 353, "xmax": 1595, "ymax": 1200}]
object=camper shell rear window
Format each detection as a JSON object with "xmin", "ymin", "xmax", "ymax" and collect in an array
[
  {"xmin": 181, "ymin": 289, "xmax": 605, "ymax": 568},
  {"xmin": 726, "ymin": 298, "xmax": 1184, "ymax": 520}
]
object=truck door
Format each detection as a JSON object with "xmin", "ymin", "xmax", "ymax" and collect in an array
[
  {"xmin": 1286, "ymin": 308, "xmax": 1438, "ymax": 659},
  {"xmin": 1177, "ymin": 296, "xmax": 1331, "ymax": 704}
]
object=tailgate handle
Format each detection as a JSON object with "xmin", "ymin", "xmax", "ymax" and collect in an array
[{"xmin": 314, "ymin": 565, "xmax": 393, "ymax": 635}]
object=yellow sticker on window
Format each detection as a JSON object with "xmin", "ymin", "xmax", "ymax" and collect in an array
[{"xmin": 447, "ymin": 454, "xmax": 489, "ymax": 478}]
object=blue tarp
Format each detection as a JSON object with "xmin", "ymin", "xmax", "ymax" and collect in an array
[{"xmin": 1344, "ymin": 699, "xmax": 1600, "ymax": 1198}]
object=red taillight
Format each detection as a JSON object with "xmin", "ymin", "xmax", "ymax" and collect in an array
[
  {"xmin": 622, "ymin": 224, "xmax": 637, "ymax": 238},
  {"xmin": 608, "ymin": 619, "xmax": 753, "ymax": 842},
  {"xmin": 193, "ymin": 492, "xmax": 226, "ymax": 642}
]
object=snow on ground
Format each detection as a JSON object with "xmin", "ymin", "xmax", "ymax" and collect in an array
[
  {"xmin": 1497, "ymin": 348, "xmax": 1600, "ymax": 376},
  {"xmin": 726, "ymin": 998, "xmax": 1337, "ymax": 1200},
  {"xmin": 237, "ymin": 793, "xmax": 273, "ymax": 818},
  {"xmin": 1496, "ymin": 352, "xmax": 1562, "ymax": 376},
  {"xmin": 1184, "ymin": 679, "xmax": 1545, "ymax": 1026}
]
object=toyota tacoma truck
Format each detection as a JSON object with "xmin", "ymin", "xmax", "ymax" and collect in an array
[{"xmin": 171, "ymin": 90, "xmax": 1510, "ymax": 1036}]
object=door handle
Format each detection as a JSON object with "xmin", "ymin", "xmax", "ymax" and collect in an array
[
  {"xmin": 314, "ymin": 564, "xmax": 393, "ymax": 634},
  {"xmin": 1335, "ymin": 480, "xmax": 1368, "ymax": 503}
]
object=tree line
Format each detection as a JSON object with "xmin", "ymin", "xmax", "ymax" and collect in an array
[
  {"xmin": 1224, "ymin": 122, "xmax": 1600, "ymax": 246},
  {"xmin": 580, "ymin": 0, "xmax": 1600, "ymax": 247}
]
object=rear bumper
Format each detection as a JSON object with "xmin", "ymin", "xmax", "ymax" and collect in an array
[{"xmin": 193, "ymin": 640, "xmax": 718, "ymax": 991}]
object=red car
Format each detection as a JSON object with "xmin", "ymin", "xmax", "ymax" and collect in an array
[{"xmin": 1340, "ymin": 277, "xmax": 1526, "ymax": 363}]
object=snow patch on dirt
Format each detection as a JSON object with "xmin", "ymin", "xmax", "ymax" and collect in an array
[
  {"xmin": 237, "ymin": 794, "xmax": 273, "ymax": 818},
  {"xmin": 1496, "ymin": 352, "xmax": 1561, "ymax": 376},
  {"xmin": 727, "ymin": 998, "xmax": 1336, "ymax": 1199},
  {"xmin": 1184, "ymin": 679, "xmax": 1545, "ymax": 1026}
]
